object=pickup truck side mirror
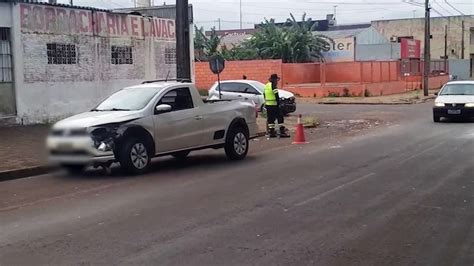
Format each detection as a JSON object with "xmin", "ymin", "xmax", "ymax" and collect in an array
[{"xmin": 155, "ymin": 104, "xmax": 172, "ymax": 114}]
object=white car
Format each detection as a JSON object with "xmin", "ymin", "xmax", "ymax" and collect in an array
[
  {"xmin": 433, "ymin": 81, "xmax": 474, "ymax": 122},
  {"xmin": 208, "ymin": 80, "xmax": 297, "ymax": 115},
  {"xmin": 47, "ymin": 81, "xmax": 258, "ymax": 174}
]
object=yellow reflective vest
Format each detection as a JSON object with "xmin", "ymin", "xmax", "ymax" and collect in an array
[{"xmin": 264, "ymin": 82, "xmax": 278, "ymax": 106}]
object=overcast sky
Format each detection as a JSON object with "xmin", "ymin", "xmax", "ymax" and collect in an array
[{"xmin": 58, "ymin": 0, "xmax": 473, "ymax": 30}]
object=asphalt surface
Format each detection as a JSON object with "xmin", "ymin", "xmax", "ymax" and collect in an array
[{"xmin": 1, "ymin": 103, "xmax": 473, "ymax": 265}]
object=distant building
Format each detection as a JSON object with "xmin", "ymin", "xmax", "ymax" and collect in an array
[
  {"xmin": 372, "ymin": 15, "xmax": 473, "ymax": 76},
  {"xmin": 0, "ymin": 1, "xmax": 189, "ymax": 124},
  {"xmin": 316, "ymin": 24, "xmax": 394, "ymax": 62}
]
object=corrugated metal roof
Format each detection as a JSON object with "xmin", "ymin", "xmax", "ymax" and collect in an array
[
  {"xmin": 315, "ymin": 28, "xmax": 368, "ymax": 39},
  {"xmin": 113, "ymin": 5, "xmax": 194, "ymax": 22},
  {"xmin": 1, "ymin": 0, "xmax": 110, "ymax": 12}
]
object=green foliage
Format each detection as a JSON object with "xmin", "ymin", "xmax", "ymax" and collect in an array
[
  {"xmin": 244, "ymin": 14, "xmax": 333, "ymax": 63},
  {"xmin": 220, "ymin": 44, "xmax": 258, "ymax": 61},
  {"xmin": 194, "ymin": 13, "xmax": 333, "ymax": 63},
  {"xmin": 194, "ymin": 26, "xmax": 221, "ymax": 61}
]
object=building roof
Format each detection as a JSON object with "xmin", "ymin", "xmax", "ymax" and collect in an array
[
  {"xmin": 372, "ymin": 14, "xmax": 471, "ymax": 23},
  {"xmin": 315, "ymin": 28, "xmax": 370, "ymax": 39},
  {"xmin": 113, "ymin": 4, "xmax": 194, "ymax": 22},
  {"xmin": 328, "ymin": 23, "xmax": 371, "ymax": 31},
  {"xmin": 205, "ymin": 29, "xmax": 257, "ymax": 37},
  {"xmin": 1, "ymin": 0, "xmax": 110, "ymax": 12}
]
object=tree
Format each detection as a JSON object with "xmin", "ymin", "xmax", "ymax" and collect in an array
[
  {"xmin": 194, "ymin": 26, "xmax": 221, "ymax": 61},
  {"xmin": 243, "ymin": 14, "xmax": 333, "ymax": 63},
  {"xmin": 221, "ymin": 43, "xmax": 258, "ymax": 61},
  {"xmin": 194, "ymin": 26, "xmax": 206, "ymax": 61},
  {"xmin": 285, "ymin": 13, "xmax": 333, "ymax": 62}
]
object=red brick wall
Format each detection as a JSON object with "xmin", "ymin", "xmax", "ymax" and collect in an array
[
  {"xmin": 194, "ymin": 60, "xmax": 282, "ymax": 90},
  {"xmin": 281, "ymin": 63, "xmax": 320, "ymax": 85}
]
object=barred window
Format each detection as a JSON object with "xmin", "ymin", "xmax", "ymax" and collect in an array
[
  {"xmin": 165, "ymin": 48, "xmax": 176, "ymax": 65},
  {"xmin": 47, "ymin": 43, "xmax": 77, "ymax": 64},
  {"xmin": 111, "ymin": 46, "xmax": 133, "ymax": 65},
  {"xmin": 0, "ymin": 28, "xmax": 12, "ymax": 82}
]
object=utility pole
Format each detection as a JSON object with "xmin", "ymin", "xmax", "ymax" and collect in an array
[
  {"xmin": 461, "ymin": 20, "xmax": 465, "ymax": 59},
  {"xmin": 218, "ymin": 18, "xmax": 221, "ymax": 31},
  {"xmin": 176, "ymin": 0, "xmax": 191, "ymax": 80},
  {"xmin": 334, "ymin": 5, "xmax": 338, "ymax": 19},
  {"xmin": 239, "ymin": 0, "xmax": 243, "ymax": 29},
  {"xmin": 444, "ymin": 24, "xmax": 448, "ymax": 72},
  {"xmin": 423, "ymin": 0, "xmax": 431, "ymax": 96},
  {"xmin": 70, "ymin": 0, "xmax": 73, "ymax": 5}
]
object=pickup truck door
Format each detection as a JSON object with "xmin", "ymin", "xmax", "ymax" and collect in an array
[{"xmin": 153, "ymin": 88, "xmax": 204, "ymax": 153}]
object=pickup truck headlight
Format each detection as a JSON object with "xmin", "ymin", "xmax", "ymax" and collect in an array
[
  {"xmin": 434, "ymin": 102, "xmax": 445, "ymax": 107},
  {"xmin": 90, "ymin": 125, "xmax": 119, "ymax": 151},
  {"xmin": 465, "ymin": 103, "xmax": 474, "ymax": 108}
]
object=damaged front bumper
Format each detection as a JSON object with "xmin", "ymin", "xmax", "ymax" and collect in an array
[{"xmin": 47, "ymin": 135, "xmax": 116, "ymax": 165}]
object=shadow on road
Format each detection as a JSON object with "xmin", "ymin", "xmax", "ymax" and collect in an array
[{"xmin": 57, "ymin": 153, "xmax": 259, "ymax": 180}]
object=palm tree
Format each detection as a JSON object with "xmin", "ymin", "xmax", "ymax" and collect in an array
[
  {"xmin": 285, "ymin": 13, "xmax": 333, "ymax": 62},
  {"xmin": 194, "ymin": 26, "xmax": 222, "ymax": 60},
  {"xmin": 245, "ymin": 14, "xmax": 333, "ymax": 63}
]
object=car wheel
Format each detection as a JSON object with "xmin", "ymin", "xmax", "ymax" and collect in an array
[
  {"xmin": 62, "ymin": 164, "xmax": 86, "ymax": 174},
  {"xmin": 433, "ymin": 113, "xmax": 441, "ymax": 123},
  {"xmin": 172, "ymin": 151, "xmax": 190, "ymax": 160},
  {"xmin": 119, "ymin": 138, "xmax": 151, "ymax": 174},
  {"xmin": 225, "ymin": 126, "xmax": 249, "ymax": 160}
]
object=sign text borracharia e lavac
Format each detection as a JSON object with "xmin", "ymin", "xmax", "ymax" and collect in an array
[{"xmin": 19, "ymin": 3, "xmax": 176, "ymax": 41}]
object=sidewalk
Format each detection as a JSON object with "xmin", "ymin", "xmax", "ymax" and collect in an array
[
  {"xmin": 299, "ymin": 89, "xmax": 438, "ymax": 105},
  {"xmin": 0, "ymin": 125, "xmax": 50, "ymax": 178}
]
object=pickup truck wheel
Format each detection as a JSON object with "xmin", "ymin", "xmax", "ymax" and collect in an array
[
  {"xmin": 172, "ymin": 151, "xmax": 190, "ymax": 160},
  {"xmin": 433, "ymin": 113, "xmax": 441, "ymax": 123},
  {"xmin": 119, "ymin": 138, "xmax": 151, "ymax": 174},
  {"xmin": 62, "ymin": 164, "xmax": 85, "ymax": 174},
  {"xmin": 225, "ymin": 127, "xmax": 249, "ymax": 160}
]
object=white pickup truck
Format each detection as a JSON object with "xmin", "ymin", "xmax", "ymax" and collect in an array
[{"xmin": 47, "ymin": 81, "xmax": 258, "ymax": 174}]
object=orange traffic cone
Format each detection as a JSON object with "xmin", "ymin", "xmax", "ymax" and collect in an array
[{"xmin": 292, "ymin": 114, "xmax": 308, "ymax": 144}]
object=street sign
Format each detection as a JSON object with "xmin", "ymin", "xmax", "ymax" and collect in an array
[
  {"xmin": 209, "ymin": 55, "xmax": 225, "ymax": 99},
  {"xmin": 209, "ymin": 55, "xmax": 225, "ymax": 74}
]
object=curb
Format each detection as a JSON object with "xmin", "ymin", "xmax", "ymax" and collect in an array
[
  {"xmin": 0, "ymin": 131, "xmax": 268, "ymax": 182},
  {"xmin": 318, "ymin": 96, "xmax": 436, "ymax": 105},
  {"xmin": 0, "ymin": 165, "xmax": 54, "ymax": 182}
]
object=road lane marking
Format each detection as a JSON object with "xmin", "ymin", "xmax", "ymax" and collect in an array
[
  {"xmin": 295, "ymin": 173, "xmax": 376, "ymax": 207},
  {"xmin": 397, "ymin": 141, "xmax": 446, "ymax": 165}
]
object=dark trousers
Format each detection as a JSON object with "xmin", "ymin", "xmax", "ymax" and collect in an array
[{"xmin": 266, "ymin": 105, "xmax": 284, "ymax": 128}]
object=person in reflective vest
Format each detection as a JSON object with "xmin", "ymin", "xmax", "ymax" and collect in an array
[{"xmin": 264, "ymin": 74, "xmax": 290, "ymax": 138}]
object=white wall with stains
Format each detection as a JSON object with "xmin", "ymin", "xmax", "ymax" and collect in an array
[{"xmin": 9, "ymin": 2, "xmax": 179, "ymax": 124}]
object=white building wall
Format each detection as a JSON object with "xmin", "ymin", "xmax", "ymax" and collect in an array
[
  {"xmin": 0, "ymin": 3, "xmax": 12, "ymax": 27},
  {"xmin": 12, "ymin": 3, "xmax": 178, "ymax": 124}
]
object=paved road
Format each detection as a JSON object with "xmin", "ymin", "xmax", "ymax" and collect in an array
[{"xmin": 1, "ymin": 103, "xmax": 473, "ymax": 265}]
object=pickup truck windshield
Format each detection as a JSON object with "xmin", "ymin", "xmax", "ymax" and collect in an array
[
  {"xmin": 94, "ymin": 88, "xmax": 158, "ymax": 111},
  {"xmin": 440, "ymin": 84, "xmax": 474, "ymax": 95}
]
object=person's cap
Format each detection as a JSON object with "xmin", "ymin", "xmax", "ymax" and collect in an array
[{"xmin": 269, "ymin": 74, "xmax": 280, "ymax": 81}]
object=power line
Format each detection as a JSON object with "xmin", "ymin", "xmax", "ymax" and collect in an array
[
  {"xmin": 432, "ymin": 0, "xmax": 455, "ymax": 16},
  {"xmin": 444, "ymin": 0, "xmax": 465, "ymax": 15},
  {"xmin": 430, "ymin": 7, "xmax": 464, "ymax": 27}
]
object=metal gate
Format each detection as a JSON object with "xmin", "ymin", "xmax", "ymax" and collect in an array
[{"xmin": 0, "ymin": 28, "xmax": 15, "ymax": 117}]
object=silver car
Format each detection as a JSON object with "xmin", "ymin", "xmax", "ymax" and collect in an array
[
  {"xmin": 208, "ymin": 80, "xmax": 297, "ymax": 115},
  {"xmin": 47, "ymin": 81, "xmax": 258, "ymax": 174}
]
